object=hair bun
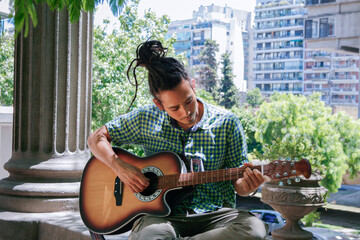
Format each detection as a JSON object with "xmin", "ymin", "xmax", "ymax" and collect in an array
[{"xmin": 137, "ymin": 40, "xmax": 167, "ymax": 68}]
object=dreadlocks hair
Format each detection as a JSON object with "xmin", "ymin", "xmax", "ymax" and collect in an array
[{"xmin": 126, "ymin": 39, "xmax": 190, "ymax": 111}]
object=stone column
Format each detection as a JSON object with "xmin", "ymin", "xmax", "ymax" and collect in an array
[{"xmin": 0, "ymin": 4, "xmax": 93, "ymax": 212}]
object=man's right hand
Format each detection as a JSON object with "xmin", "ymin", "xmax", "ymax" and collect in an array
[
  {"xmin": 87, "ymin": 125, "xmax": 149, "ymax": 193},
  {"xmin": 111, "ymin": 154, "xmax": 150, "ymax": 193}
]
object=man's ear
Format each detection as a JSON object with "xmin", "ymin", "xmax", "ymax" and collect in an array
[{"xmin": 153, "ymin": 98, "xmax": 164, "ymax": 111}]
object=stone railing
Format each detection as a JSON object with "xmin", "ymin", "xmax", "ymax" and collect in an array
[{"xmin": 0, "ymin": 106, "xmax": 13, "ymax": 179}]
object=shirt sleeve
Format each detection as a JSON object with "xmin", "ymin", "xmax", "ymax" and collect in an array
[
  {"xmin": 224, "ymin": 114, "xmax": 248, "ymax": 169},
  {"xmin": 105, "ymin": 108, "xmax": 142, "ymax": 146}
]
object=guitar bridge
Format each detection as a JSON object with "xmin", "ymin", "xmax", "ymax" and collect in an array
[{"xmin": 114, "ymin": 177, "xmax": 123, "ymax": 206}]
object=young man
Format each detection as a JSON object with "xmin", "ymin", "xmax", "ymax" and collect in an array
[{"xmin": 87, "ymin": 40, "xmax": 268, "ymax": 239}]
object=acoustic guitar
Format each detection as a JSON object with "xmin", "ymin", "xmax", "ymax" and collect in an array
[{"xmin": 79, "ymin": 147, "xmax": 311, "ymax": 235}]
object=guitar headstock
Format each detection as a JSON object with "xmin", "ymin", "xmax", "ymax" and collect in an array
[{"xmin": 265, "ymin": 158, "xmax": 311, "ymax": 180}]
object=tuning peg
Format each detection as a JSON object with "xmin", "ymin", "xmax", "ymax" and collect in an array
[
  {"xmin": 292, "ymin": 170, "xmax": 296, "ymax": 174},
  {"xmin": 287, "ymin": 179, "xmax": 292, "ymax": 185},
  {"xmin": 291, "ymin": 162, "xmax": 295, "ymax": 166},
  {"xmin": 279, "ymin": 181, "xmax": 284, "ymax": 186},
  {"xmin": 285, "ymin": 157, "xmax": 291, "ymax": 161},
  {"xmin": 276, "ymin": 173, "xmax": 281, "ymax": 178},
  {"xmin": 295, "ymin": 177, "xmax": 301, "ymax": 183},
  {"xmin": 283, "ymin": 172, "xmax": 288, "ymax": 177},
  {"xmin": 294, "ymin": 157, "xmax": 299, "ymax": 161},
  {"xmin": 274, "ymin": 161, "xmax": 279, "ymax": 165},
  {"xmin": 282, "ymin": 161, "xmax": 286, "ymax": 165}
]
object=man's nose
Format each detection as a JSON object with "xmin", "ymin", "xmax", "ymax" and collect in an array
[{"xmin": 181, "ymin": 105, "xmax": 190, "ymax": 116}]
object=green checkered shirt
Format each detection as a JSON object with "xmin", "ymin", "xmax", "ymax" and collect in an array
[{"xmin": 106, "ymin": 99, "xmax": 248, "ymax": 214}]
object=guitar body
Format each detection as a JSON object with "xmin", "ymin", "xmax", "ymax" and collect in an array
[{"xmin": 79, "ymin": 148, "xmax": 187, "ymax": 234}]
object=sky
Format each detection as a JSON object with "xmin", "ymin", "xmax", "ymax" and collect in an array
[{"xmin": 94, "ymin": 0, "xmax": 256, "ymax": 27}]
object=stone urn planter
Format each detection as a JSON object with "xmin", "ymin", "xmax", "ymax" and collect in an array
[{"xmin": 261, "ymin": 173, "xmax": 327, "ymax": 240}]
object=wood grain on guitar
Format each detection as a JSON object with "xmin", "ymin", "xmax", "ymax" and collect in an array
[{"xmin": 79, "ymin": 147, "xmax": 311, "ymax": 235}]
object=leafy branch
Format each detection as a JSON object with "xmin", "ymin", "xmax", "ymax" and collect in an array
[{"xmin": 13, "ymin": 0, "xmax": 127, "ymax": 37}]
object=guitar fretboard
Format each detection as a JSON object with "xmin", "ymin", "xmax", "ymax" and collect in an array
[{"xmin": 157, "ymin": 165, "xmax": 268, "ymax": 189}]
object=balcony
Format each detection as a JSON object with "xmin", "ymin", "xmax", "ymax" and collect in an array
[
  {"xmin": 254, "ymin": 33, "xmax": 304, "ymax": 41},
  {"xmin": 255, "ymin": 23, "xmax": 304, "ymax": 31},
  {"xmin": 254, "ymin": 45, "xmax": 304, "ymax": 51},
  {"xmin": 254, "ymin": 78, "xmax": 303, "ymax": 83},
  {"xmin": 330, "ymin": 99, "xmax": 358, "ymax": 105},
  {"xmin": 261, "ymin": 87, "xmax": 303, "ymax": 92},
  {"xmin": 254, "ymin": 55, "xmax": 303, "ymax": 61},
  {"xmin": 331, "ymin": 87, "xmax": 358, "ymax": 94},
  {"xmin": 254, "ymin": 11, "xmax": 305, "ymax": 20},
  {"xmin": 333, "ymin": 64, "xmax": 358, "ymax": 70},
  {"xmin": 305, "ymin": 53, "xmax": 331, "ymax": 60},
  {"xmin": 305, "ymin": 0, "xmax": 336, "ymax": 6},
  {"xmin": 304, "ymin": 77, "xmax": 329, "ymax": 82},
  {"xmin": 254, "ymin": 66, "xmax": 303, "ymax": 71},
  {"xmin": 255, "ymin": 1, "xmax": 305, "ymax": 10}
]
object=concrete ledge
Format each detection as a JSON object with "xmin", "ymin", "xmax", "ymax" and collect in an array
[
  {"xmin": 0, "ymin": 211, "xmax": 90, "ymax": 240},
  {"xmin": 0, "ymin": 211, "xmax": 130, "ymax": 240}
]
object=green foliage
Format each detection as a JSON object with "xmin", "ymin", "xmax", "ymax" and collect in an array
[
  {"xmin": 197, "ymin": 39, "xmax": 219, "ymax": 97},
  {"xmin": 13, "ymin": 0, "xmax": 127, "ymax": 37},
  {"xmin": 231, "ymin": 106, "xmax": 262, "ymax": 154},
  {"xmin": 302, "ymin": 211, "xmax": 321, "ymax": 227},
  {"xmin": 219, "ymin": 51, "xmax": 238, "ymax": 109},
  {"xmin": 196, "ymin": 89, "xmax": 218, "ymax": 106},
  {"xmin": 0, "ymin": 33, "xmax": 14, "ymax": 106},
  {"xmin": 330, "ymin": 112, "xmax": 360, "ymax": 178},
  {"xmin": 92, "ymin": 0, "xmax": 176, "ymax": 131},
  {"xmin": 254, "ymin": 92, "xmax": 348, "ymax": 193},
  {"xmin": 246, "ymin": 88, "xmax": 264, "ymax": 108}
]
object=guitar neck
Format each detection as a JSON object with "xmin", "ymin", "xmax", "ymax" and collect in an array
[{"xmin": 157, "ymin": 165, "xmax": 266, "ymax": 189}]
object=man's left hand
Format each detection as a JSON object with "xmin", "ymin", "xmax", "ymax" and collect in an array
[{"xmin": 233, "ymin": 163, "xmax": 265, "ymax": 196}]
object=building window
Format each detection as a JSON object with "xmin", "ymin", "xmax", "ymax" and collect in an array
[
  {"xmin": 319, "ymin": 18, "xmax": 328, "ymax": 37},
  {"xmin": 329, "ymin": 19, "xmax": 335, "ymax": 36},
  {"xmin": 320, "ymin": 0, "xmax": 335, "ymax": 3},
  {"xmin": 319, "ymin": 18, "xmax": 335, "ymax": 37},
  {"xmin": 305, "ymin": 20, "xmax": 312, "ymax": 38},
  {"xmin": 306, "ymin": 0, "xmax": 319, "ymax": 5}
]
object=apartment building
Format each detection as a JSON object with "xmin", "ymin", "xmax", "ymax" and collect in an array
[
  {"xmin": 304, "ymin": 0, "xmax": 360, "ymax": 118},
  {"xmin": 253, "ymin": 0, "xmax": 306, "ymax": 96},
  {"xmin": 167, "ymin": 4, "xmax": 252, "ymax": 92},
  {"xmin": 304, "ymin": 50, "xmax": 359, "ymax": 112}
]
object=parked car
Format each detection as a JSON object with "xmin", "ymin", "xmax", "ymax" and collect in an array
[{"xmin": 250, "ymin": 209, "xmax": 286, "ymax": 234}]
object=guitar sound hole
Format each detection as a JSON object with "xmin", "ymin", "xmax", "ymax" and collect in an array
[{"xmin": 141, "ymin": 172, "xmax": 159, "ymax": 196}]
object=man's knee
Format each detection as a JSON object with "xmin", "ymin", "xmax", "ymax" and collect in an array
[
  {"xmin": 129, "ymin": 216, "xmax": 177, "ymax": 240},
  {"xmin": 229, "ymin": 212, "xmax": 268, "ymax": 240}
]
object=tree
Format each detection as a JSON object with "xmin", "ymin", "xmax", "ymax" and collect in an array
[
  {"xmin": 330, "ymin": 112, "xmax": 360, "ymax": 178},
  {"xmin": 197, "ymin": 39, "xmax": 219, "ymax": 97},
  {"xmin": 0, "ymin": 33, "xmax": 14, "ymax": 106},
  {"xmin": 254, "ymin": 92, "xmax": 348, "ymax": 194},
  {"xmin": 246, "ymin": 88, "xmax": 264, "ymax": 108},
  {"xmin": 92, "ymin": 0, "xmax": 177, "ymax": 131},
  {"xmin": 13, "ymin": 0, "xmax": 127, "ymax": 37},
  {"xmin": 219, "ymin": 51, "xmax": 238, "ymax": 109},
  {"xmin": 231, "ymin": 106, "xmax": 262, "ymax": 154}
]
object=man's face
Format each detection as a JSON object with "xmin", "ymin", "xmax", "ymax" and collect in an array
[{"xmin": 153, "ymin": 79, "xmax": 199, "ymax": 130}]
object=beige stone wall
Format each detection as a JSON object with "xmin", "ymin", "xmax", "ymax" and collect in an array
[
  {"xmin": 332, "ymin": 105, "xmax": 358, "ymax": 119},
  {"xmin": 343, "ymin": 172, "xmax": 360, "ymax": 184}
]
